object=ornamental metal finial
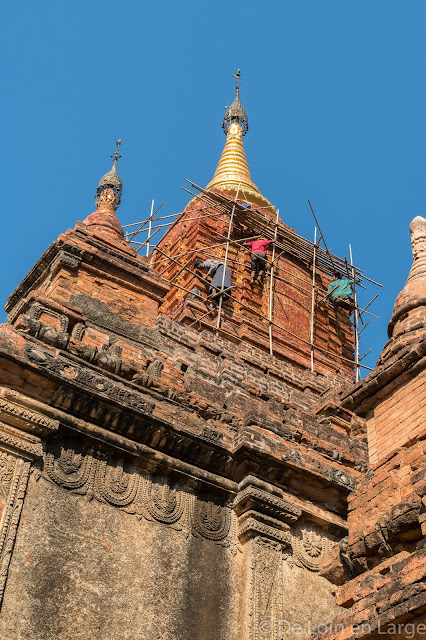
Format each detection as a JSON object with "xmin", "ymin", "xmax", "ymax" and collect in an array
[
  {"xmin": 111, "ymin": 139, "xmax": 122, "ymax": 165},
  {"xmin": 233, "ymin": 69, "xmax": 241, "ymax": 96},
  {"xmin": 222, "ymin": 69, "xmax": 248, "ymax": 136},
  {"xmin": 95, "ymin": 140, "xmax": 123, "ymax": 210}
]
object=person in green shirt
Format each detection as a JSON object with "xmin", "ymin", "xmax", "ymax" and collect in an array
[{"xmin": 327, "ymin": 272, "xmax": 360, "ymax": 309}]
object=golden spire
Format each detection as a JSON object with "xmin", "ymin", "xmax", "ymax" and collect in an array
[{"xmin": 206, "ymin": 71, "xmax": 274, "ymax": 210}]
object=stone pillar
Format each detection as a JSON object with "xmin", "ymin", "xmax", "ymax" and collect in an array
[
  {"xmin": 0, "ymin": 388, "xmax": 58, "ymax": 605},
  {"xmin": 234, "ymin": 476, "xmax": 344, "ymax": 640}
]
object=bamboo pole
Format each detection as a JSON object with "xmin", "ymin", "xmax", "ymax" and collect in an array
[
  {"xmin": 146, "ymin": 200, "xmax": 154, "ymax": 256},
  {"xmin": 216, "ymin": 185, "xmax": 240, "ymax": 333},
  {"xmin": 350, "ymin": 244, "xmax": 360, "ymax": 382},
  {"xmin": 310, "ymin": 227, "xmax": 318, "ymax": 372},
  {"xmin": 268, "ymin": 209, "xmax": 279, "ymax": 356},
  {"xmin": 135, "ymin": 227, "xmax": 161, "ymax": 254}
]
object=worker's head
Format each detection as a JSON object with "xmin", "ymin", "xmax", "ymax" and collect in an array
[
  {"xmin": 333, "ymin": 271, "xmax": 342, "ymax": 280},
  {"xmin": 194, "ymin": 260, "xmax": 203, "ymax": 270}
]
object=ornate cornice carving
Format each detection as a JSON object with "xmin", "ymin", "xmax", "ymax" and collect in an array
[
  {"xmin": 234, "ymin": 484, "xmax": 302, "ymax": 524},
  {"xmin": 238, "ymin": 517, "xmax": 291, "ymax": 546},
  {"xmin": 0, "ymin": 388, "xmax": 59, "ymax": 459}
]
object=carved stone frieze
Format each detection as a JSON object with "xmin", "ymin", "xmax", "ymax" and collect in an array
[
  {"xmin": 0, "ymin": 393, "xmax": 58, "ymax": 435},
  {"xmin": 41, "ymin": 438, "xmax": 235, "ymax": 549},
  {"xmin": 28, "ymin": 302, "xmax": 69, "ymax": 332},
  {"xmin": 0, "ymin": 452, "xmax": 15, "ymax": 505},
  {"xmin": 71, "ymin": 322, "xmax": 86, "ymax": 341},
  {"xmin": 68, "ymin": 339, "xmax": 128, "ymax": 378},
  {"xmin": 0, "ymin": 421, "xmax": 43, "ymax": 458},
  {"xmin": 0, "ymin": 389, "xmax": 59, "ymax": 604},
  {"xmin": 329, "ymin": 467, "xmax": 356, "ymax": 490},
  {"xmin": 143, "ymin": 473, "xmax": 187, "ymax": 527},
  {"xmin": 95, "ymin": 457, "xmax": 140, "ymax": 507},
  {"xmin": 191, "ymin": 493, "xmax": 232, "ymax": 543},
  {"xmin": 50, "ymin": 385, "xmax": 231, "ymax": 476},
  {"xmin": 18, "ymin": 314, "xmax": 70, "ymax": 350},
  {"xmin": 69, "ymin": 293, "xmax": 144, "ymax": 344},
  {"xmin": 44, "ymin": 439, "xmax": 95, "ymax": 493},
  {"xmin": 24, "ymin": 345, "xmax": 155, "ymax": 416}
]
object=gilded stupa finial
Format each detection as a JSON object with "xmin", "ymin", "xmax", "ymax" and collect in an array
[
  {"xmin": 95, "ymin": 139, "xmax": 123, "ymax": 210},
  {"xmin": 206, "ymin": 72, "xmax": 273, "ymax": 210},
  {"xmin": 222, "ymin": 69, "xmax": 248, "ymax": 136}
]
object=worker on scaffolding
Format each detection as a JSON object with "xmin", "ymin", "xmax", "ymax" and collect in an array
[
  {"xmin": 194, "ymin": 259, "xmax": 232, "ymax": 304},
  {"xmin": 243, "ymin": 237, "xmax": 274, "ymax": 285},
  {"xmin": 327, "ymin": 272, "xmax": 361, "ymax": 310}
]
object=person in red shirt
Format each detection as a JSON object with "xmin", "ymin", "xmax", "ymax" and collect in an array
[{"xmin": 244, "ymin": 237, "xmax": 273, "ymax": 285}]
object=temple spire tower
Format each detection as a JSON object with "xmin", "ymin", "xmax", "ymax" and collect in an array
[{"xmin": 206, "ymin": 70, "xmax": 274, "ymax": 211}]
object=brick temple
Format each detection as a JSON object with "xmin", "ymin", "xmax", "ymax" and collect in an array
[{"xmin": 0, "ymin": 77, "xmax": 424, "ymax": 640}]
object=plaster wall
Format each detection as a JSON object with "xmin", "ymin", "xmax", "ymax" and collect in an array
[{"xmin": 0, "ymin": 473, "xmax": 241, "ymax": 640}]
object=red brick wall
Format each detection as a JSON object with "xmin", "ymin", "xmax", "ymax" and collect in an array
[
  {"xmin": 369, "ymin": 369, "xmax": 426, "ymax": 465},
  {"xmin": 152, "ymin": 194, "xmax": 355, "ymax": 377}
]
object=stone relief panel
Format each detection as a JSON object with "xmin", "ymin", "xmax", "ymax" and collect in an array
[
  {"xmin": 44, "ymin": 441, "xmax": 95, "ymax": 494},
  {"xmin": 246, "ymin": 523, "xmax": 338, "ymax": 639},
  {"xmin": 0, "ymin": 391, "xmax": 59, "ymax": 609},
  {"xmin": 290, "ymin": 521, "xmax": 335, "ymax": 573},
  {"xmin": 142, "ymin": 473, "xmax": 187, "ymax": 528},
  {"xmin": 191, "ymin": 493, "xmax": 232, "ymax": 543},
  {"xmin": 249, "ymin": 537, "xmax": 284, "ymax": 640},
  {"xmin": 95, "ymin": 457, "xmax": 140, "ymax": 508},
  {"xmin": 0, "ymin": 454, "xmax": 31, "ymax": 606},
  {"xmin": 41, "ymin": 437, "xmax": 236, "ymax": 550},
  {"xmin": 0, "ymin": 453, "xmax": 15, "ymax": 509}
]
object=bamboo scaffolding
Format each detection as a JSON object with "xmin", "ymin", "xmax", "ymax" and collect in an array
[
  {"xmin": 125, "ymin": 202, "xmax": 165, "ymax": 241},
  {"xmin": 184, "ymin": 180, "xmax": 367, "ymax": 278},
  {"xmin": 358, "ymin": 320, "xmax": 371, "ymax": 337},
  {"xmin": 155, "ymin": 251, "xmax": 374, "ymax": 371},
  {"xmin": 124, "ymin": 178, "xmax": 380, "ymax": 375},
  {"xmin": 131, "ymin": 210, "xmax": 231, "ymax": 235},
  {"xmin": 146, "ymin": 200, "xmax": 154, "ymax": 256},
  {"xmin": 135, "ymin": 227, "xmax": 162, "ymax": 254}
]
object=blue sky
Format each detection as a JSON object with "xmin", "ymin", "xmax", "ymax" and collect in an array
[{"xmin": 1, "ymin": 1, "xmax": 425, "ymax": 373}]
